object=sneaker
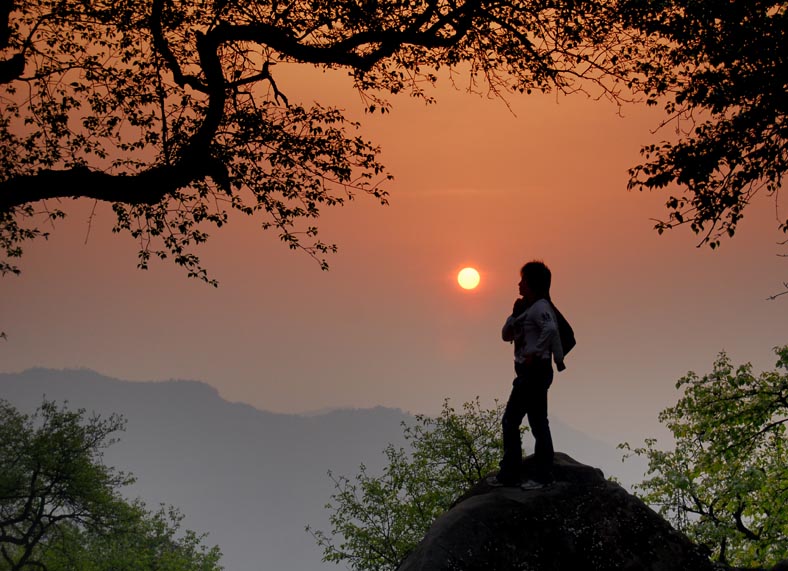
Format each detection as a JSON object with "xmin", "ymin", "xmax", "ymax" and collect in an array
[
  {"xmin": 486, "ymin": 475, "xmax": 517, "ymax": 488},
  {"xmin": 520, "ymin": 479, "xmax": 545, "ymax": 491}
]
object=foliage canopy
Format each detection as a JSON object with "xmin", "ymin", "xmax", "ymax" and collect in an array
[
  {"xmin": 622, "ymin": 0, "xmax": 787, "ymax": 250},
  {"xmin": 0, "ymin": 0, "xmax": 646, "ymax": 281},
  {"xmin": 0, "ymin": 0, "xmax": 784, "ymax": 281},
  {"xmin": 621, "ymin": 346, "xmax": 788, "ymax": 567},
  {"xmin": 0, "ymin": 399, "xmax": 222, "ymax": 571}
]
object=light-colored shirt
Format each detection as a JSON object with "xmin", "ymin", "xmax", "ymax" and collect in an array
[{"xmin": 502, "ymin": 298, "xmax": 564, "ymax": 364}]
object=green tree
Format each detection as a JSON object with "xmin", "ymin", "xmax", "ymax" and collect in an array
[
  {"xmin": 308, "ymin": 398, "xmax": 504, "ymax": 571},
  {"xmin": 0, "ymin": 399, "xmax": 222, "ymax": 571},
  {"xmin": 0, "ymin": 0, "xmax": 649, "ymax": 281},
  {"xmin": 41, "ymin": 506, "xmax": 222, "ymax": 571},
  {"xmin": 621, "ymin": 346, "xmax": 788, "ymax": 567}
]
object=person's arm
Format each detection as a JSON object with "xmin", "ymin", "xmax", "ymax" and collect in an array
[
  {"xmin": 502, "ymin": 315, "xmax": 517, "ymax": 342},
  {"xmin": 502, "ymin": 298, "xmax": 527, "ymax": 342}
]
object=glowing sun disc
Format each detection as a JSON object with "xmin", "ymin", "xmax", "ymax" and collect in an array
[{"xmin": 457, "ymin": 267, "xmax": 481, "ymax": 290}]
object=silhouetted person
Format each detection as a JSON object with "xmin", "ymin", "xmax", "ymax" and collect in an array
[{"xmin": 488, "ymin": 261, "xmax": 565, "ymax": 490}]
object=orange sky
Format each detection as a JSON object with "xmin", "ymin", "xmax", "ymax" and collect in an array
[{"xmin": 1, "ymin": 67, "xmax": 786, "ymax": 444}]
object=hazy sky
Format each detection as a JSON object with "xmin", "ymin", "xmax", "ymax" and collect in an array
[{"xmin": 1, "ymin": 67, "xmax": 786, "ymax": 444}]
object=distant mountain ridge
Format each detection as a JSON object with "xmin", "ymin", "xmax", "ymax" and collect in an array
[{"xmin": 0, "ymin": 368, "xmax": 643, "ymax": 571}]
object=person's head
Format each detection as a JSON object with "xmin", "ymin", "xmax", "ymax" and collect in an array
[{"xmin": 519, "ymin": 260, "xmax": 551, "ymax": 302}]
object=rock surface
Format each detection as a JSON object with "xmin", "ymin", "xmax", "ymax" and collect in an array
[{"xmin": 397, "ymin": 452, "xmax": 716, "ymax": 571}]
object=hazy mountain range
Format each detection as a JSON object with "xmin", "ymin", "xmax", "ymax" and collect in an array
[{"xmin": 0, "ymin": 369, "xmax": 646, "ymax": 571}]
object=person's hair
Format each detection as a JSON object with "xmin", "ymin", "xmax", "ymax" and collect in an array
[{"xmin": 520, "ymin": 260, "xmax": 551, "ymax": 299}]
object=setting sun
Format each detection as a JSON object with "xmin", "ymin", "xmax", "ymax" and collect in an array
[{"xmin": 457, "ymin": 267, "xmax": 481, "ymax": 290}]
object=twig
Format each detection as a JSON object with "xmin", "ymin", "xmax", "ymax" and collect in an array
[
  {"xmin": 84, "ymin": 199, "xmax": 98, "ymax": 245},
  {"xmin": 766, "ymin": 282, "xmax": 788, "ymax": 301}
]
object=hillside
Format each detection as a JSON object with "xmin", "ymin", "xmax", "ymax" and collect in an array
[{"xmin": 0, "ymin": 368, "xmax": 643, "ymax": 571}]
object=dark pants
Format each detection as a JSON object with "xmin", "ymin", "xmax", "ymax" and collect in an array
[{"xmin": 498, "ymin": 360, "xmax": 554, "ymax": 484}]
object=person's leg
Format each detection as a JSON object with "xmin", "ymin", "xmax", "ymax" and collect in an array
[
  {"xmin": 526, "ymin": 362, "xmax": 554, "ymax": 483},
  {"xmin": 497, "ymin": 378, "xmax": 528, "ymax": 484}
]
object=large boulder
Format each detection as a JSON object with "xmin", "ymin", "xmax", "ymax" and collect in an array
[{"xmin": 397, "ymin": 452, "xmax": 716, "ymax": 571}]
